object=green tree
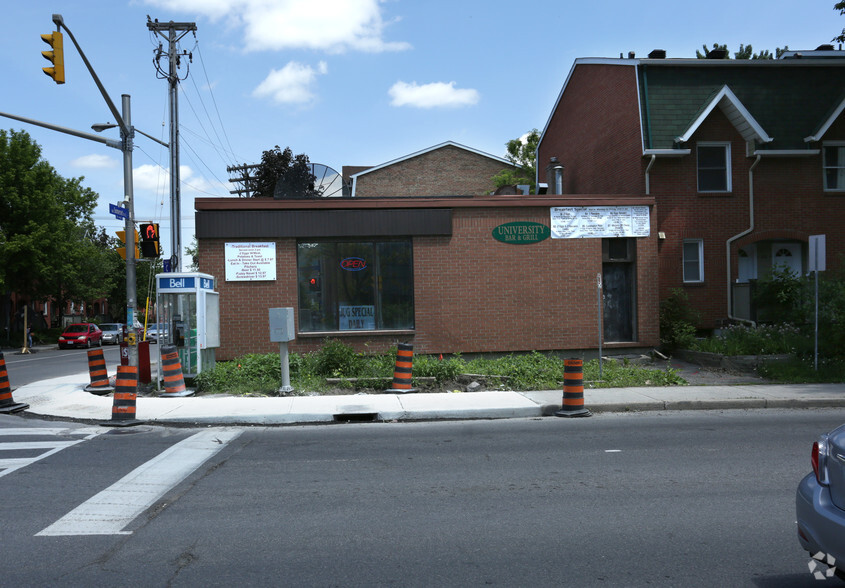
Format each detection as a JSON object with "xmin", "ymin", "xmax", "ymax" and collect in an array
[
  {"xmin": 835, "ymin": 1, "xmax": 845, "ymax": 42},
  {"xmin": 491, "ymin": 128, "xmax": 540, "ymax": 194},
  {"xmin": 185, "ymin": 236, "xmax": 200, "ymax": 272},
  {"xmin": 253, "ymin": 145, "xmax": 318, "ymax": 199},
  {"xmin": 695, "ymin": 43, "xmax": 789, "ymax": 59},
  {"xmin": 0, "ymin": 129, "xmax": 115, "ymax": 325}
]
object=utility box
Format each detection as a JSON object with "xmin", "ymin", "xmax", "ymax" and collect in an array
[{"xmin": 269, "ymin": 308, "xmax": 296, "ymax": 342}]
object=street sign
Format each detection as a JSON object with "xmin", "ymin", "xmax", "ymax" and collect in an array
[
  {"xmin": 109, "ymin": 203, "xmax": 128, "ymax": 220},
  {"xmin": 809, "ymin": 235, "xmax": 826, "ymax": 272}
]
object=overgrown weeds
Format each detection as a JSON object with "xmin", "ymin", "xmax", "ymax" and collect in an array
[{"xmin": 195, "ymin": 341, "xmax": 684, "ymax": 396}]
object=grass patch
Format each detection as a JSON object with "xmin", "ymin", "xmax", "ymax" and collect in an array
[{"xmin": 195, "ymin": 342, "xmax": 686, "ymax": 396}]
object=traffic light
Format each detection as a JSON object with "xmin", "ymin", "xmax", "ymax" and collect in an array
[
  {"xmin": 139, "ymin": 223, "xmax": 161, "ymax": 258},
  {"xmin": 40, "ymin": 31, "xmax": 65, "ymax": 84},
  {"xmin": 116, "ymin": 229, "xmax": 139, "ymax": 260}
]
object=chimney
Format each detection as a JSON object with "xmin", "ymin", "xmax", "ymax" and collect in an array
[{"xmin": 545, "ymin": 157, "xmax": 564, "ymax": 194}]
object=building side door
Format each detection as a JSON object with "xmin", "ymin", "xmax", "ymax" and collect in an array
[
  {"xmin": 602, "ymin": 238, "xmax": 636, "ymax": 342},
  {"xmin": 772, "ymin": 242, "xmax": 802, "ymax": 277}
]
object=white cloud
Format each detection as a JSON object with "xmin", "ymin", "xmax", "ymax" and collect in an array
[
  {"xmin": 133, "ymin": 163, "xmax": 218, "ymax": 196},
  {"xmin": 388, "ymin": 81, "xmax": 480, "ymax": 109},
  {"xmin": 143, "ymin": 0, "xmax": 410, "ymax": 53},
  {"xmin": 71, "ymin": 154, "xmax": 118, "ymax": 169},
  {"xmin": 252, "ymin": 61, "xmax": 327, "ymax": 105}
]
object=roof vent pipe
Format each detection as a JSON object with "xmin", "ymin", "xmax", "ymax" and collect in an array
[
  {"xmin": 628, "ymin": 51, "xmax": 636, "ymax": 59},
  {"xmin": 545, "ymin": 157, "xmax": 564, "ymax": 194}
]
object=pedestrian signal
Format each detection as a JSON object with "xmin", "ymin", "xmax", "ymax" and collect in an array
[{"xmin": 139, "ymin": 223, "xmax": 161, "ymax": 258}]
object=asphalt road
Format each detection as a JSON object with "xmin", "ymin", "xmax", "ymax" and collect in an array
[
  {"xmin": 1, "ymin": 408, "xmax": 843, "ymax": 586},
  {"xmin": 2, "ymin": 344, "xmax": 124, "ymax": 387}
]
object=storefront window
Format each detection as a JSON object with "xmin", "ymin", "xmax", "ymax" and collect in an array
[{"xmin": 297, "ymin": 240, "xmax": 414, "ymax": 332}]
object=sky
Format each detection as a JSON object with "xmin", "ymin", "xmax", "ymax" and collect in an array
[{"xmin": 2, "ymin": 1, "xmax": 841, "ymax": 268}]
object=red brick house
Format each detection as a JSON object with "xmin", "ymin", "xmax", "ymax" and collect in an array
[{"xmin": 538, "ymin": 49, "xmax": 845, "ymax": 329}]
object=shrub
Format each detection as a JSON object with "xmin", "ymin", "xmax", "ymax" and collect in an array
[
  {"xmin": 690, "ymin": 323, "xmax": 804, "ymax": 356},
  {"xmin": 313, "ymin": 338, "xmax": 362, "ymax": 377},
  {"xmin": 659, "ymin": 288, "xmax": 699, "ymax": 351},
  {"xmin": 753, "ymin": 266, "xmax": 809, "ymax": 324}
]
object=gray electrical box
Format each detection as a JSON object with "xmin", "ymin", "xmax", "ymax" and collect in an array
[{"xmin": 269, "ymin": 308, "xmax": 296, "ymax": 342}]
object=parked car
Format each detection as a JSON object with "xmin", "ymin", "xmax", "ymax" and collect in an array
[
  {"xmin": 99, "ymin": 323, "xmax": 125, "ymax": 345},
  {"xmin": 145, "ymin": 323, "xmax": 168, "ymax": 344},
  {"xmin": 58, "ymin": 323, "xmax": 103, "ymax": 349},
  {"xmin": 796, "ymin": 422, "xmax": 845, "ymax": 581}
]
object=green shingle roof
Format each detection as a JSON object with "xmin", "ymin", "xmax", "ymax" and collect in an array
[{"xmin": 639, "ymin": 62, "xmax": 845, "ymax": 150}]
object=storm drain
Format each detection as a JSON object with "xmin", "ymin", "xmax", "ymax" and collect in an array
[
  {"xmin": 333, "ymin": 405, "xmax": 380, "ymax": 423},
  {"xmin": 333, "ymin": 412, "xmax": 379, "ymax": 423}
]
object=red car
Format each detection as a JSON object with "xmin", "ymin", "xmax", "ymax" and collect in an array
[{"xmin": 58, "ymin": 323, "xmax": 103, "ymax": 349}]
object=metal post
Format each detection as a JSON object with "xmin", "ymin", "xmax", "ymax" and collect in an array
[
  {"xmin": 121, "ymin": 94, "xmax": 138, "ymax": 368},
  {"xmin": 279, "ymin": 342, "xmax": 293, "ymax": 394},
  {"xmin": 597, "ymin": 273, "xmax": 603, "ymax": 380},
  {"xmin": 815, "ymin": 268, "xmax": 819, "ymax": 372}
]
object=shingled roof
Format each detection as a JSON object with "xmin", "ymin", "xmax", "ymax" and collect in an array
[{"xmin": 639, "ymin": 60, "xmax": 845, "ymax": 151}]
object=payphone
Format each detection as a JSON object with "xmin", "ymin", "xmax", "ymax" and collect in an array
[{"xmin": 155, "ymin": 272, "xmax": 220, "ymax": 379}]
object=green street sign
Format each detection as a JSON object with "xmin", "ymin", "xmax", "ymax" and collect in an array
[{"xmin": 492, "ymin": 221, "xmax": 550, "ymax": 244}]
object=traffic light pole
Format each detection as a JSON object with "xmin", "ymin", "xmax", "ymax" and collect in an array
[
  {"xmin": 0, "ymin": 15, "xmax": 165, "ymax": 370},
  {"xmin": 120, "ymin": 94, "xmax": 139, "ymax": 368}
]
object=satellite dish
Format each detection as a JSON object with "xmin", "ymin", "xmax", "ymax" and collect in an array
[{"xmin": 310, "ymin": 163, "xmax": 347, "ymax": 197}]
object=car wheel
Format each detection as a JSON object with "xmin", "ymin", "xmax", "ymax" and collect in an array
[
  {"xmin": 98, "ymin": 338, "xmax": 102, "ymax": 347},
  {"xmin": 86, "ymin": 339, "xmax": 91, "ymax": 349}
]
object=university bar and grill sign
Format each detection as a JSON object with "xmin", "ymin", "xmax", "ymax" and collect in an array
[{"xmin": 492, "ymin": 222, "xmax": 551, "ymax": 244}]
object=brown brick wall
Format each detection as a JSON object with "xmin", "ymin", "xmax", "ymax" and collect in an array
[
  {"xmin": 198, "ymin": 205, "xmax": 660, "ymax": 360},
  {"xmin": 539, "ymin": 64, "xmax": 645, "ymax": 195},
  {"xmin": 354, "ymin": 145, "xmax": 517, "ymax": 197}
]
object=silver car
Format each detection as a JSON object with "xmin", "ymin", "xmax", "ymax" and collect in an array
[
  {"xmin": 796, "ymin": 422, "xmax": 845, "ymax": 581},
  {"xmin": 99, "ymin": 323, "xmax": 124, "ymax": 345}
]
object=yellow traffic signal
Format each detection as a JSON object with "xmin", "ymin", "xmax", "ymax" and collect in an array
[
  {"xmin": 116, "ymin": 229, "xmax": 140, "ymax": 260},
  {"xmin": 40, "ymin": 31, "xmax": 65, "ymax": 84},
  {"xmin": 139, "ymin": 223, "xmax": 161, "ymax": 258}
]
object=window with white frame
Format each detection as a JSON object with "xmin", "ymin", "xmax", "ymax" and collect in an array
[
  {"xmin": 683, "ymin": 239, "xmax": 704, "ymax": 283},
  {"xmin": 823, "ymin": 142, "xmax": 845, "ymax": 191},
  {"xmin": 697, "ymin": 143, "xmax": 731, "ymax": 192}
]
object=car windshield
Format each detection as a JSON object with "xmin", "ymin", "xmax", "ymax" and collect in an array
[{"xmin": 65, "ymin": 325, "xmax": 88, "ymax": 333}]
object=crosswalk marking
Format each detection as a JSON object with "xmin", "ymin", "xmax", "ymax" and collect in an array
[
  {"xmin": 0, "ymin": 427, "xmax": 103, "ymax": 479},
  {"xmin": 36, "ymin": 428, "xmax": 242, "ymax": 537}
]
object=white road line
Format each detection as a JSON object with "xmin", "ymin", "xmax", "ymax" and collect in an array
[
  {"xmin": 36, "ymin": 428, "xmax": 242, "ymax": 537},
  {"xmin": 0, "ymin": 428, "xmax": 104, "ymax": 479}
]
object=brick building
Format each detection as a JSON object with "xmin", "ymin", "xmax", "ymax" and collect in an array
[
  {"xmin": 538, "ymin": 49, "xmax": 845, "ymax": 329},
  {"xmin": 196, "ymin": 193, "xmax": 656, "ymax": 360},
  {"xmin": 348, "ymin": 141, "xmax": 518, "ymax": 197},
  {"xmin": 198, "ymin": 142, "xmax": 655, "ymax": 360}
]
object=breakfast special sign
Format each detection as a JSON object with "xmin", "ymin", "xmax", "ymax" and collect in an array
[
  {"xmin": 224, "ymin": 242, "xmax": 277, "ymax": 281},
  {"xmin": 550, "ymin": 206, "xmax": 650, "ymax": 239}
]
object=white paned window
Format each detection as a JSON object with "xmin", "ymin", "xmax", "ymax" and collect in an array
[{"xmin": 683, "ymin": 239, "xmax": 704, "ymax": 283}]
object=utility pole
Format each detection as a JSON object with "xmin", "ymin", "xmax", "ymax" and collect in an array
[{"xmin": 147, "ymin": 17, "xmax": 196, "ymax": 273}]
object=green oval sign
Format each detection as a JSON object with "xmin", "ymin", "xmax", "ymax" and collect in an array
[{"xmin": 492, "ymin": 221, "xmax": 550, "ymax": 244}]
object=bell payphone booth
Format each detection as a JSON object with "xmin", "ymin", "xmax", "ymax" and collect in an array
[{"xmin": 155, "ymin": 272, "xmax": 220, "ymax": 379}]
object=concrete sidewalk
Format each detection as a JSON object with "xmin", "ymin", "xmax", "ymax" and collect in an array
[{"xmin": 7, "ymin": 372, "xmax": 845, "ymax": 426}]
